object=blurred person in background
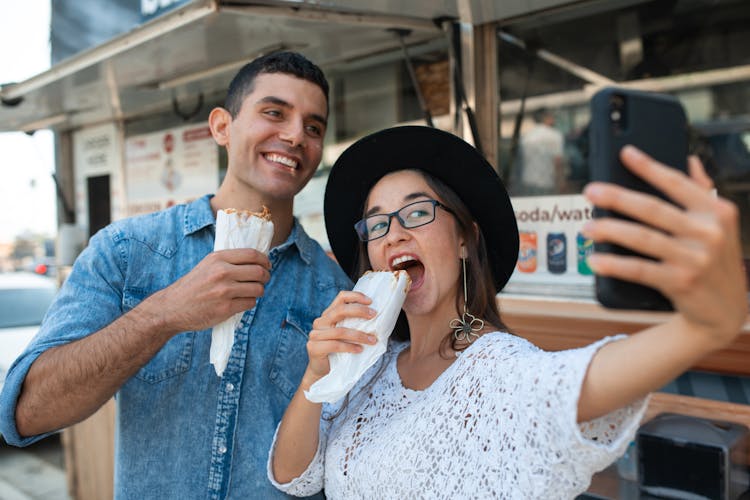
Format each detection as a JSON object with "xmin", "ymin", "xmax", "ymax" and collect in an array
[{"xmin": 519, "ymin": 107, "xmax": 567, "ymax": 195}]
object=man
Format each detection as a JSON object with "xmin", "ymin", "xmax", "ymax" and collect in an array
[
  {"xmin": 0, "ymin": 52, "xmax": 351, "ymax": 499},
  {"xmin": 519, "ymin": 107, "xmax": 567, "ymax": 195}
]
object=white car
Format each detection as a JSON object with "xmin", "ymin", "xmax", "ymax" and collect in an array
[{"xmin": 0, "ymin": 272, "xmax": 57, "ymax": 393}]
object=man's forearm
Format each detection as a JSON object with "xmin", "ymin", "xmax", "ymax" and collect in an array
[
  {"xmin": 15, "ymin": 294, "xmax": 180, "ymax": 437},
  {"xmin": 14, "ymin": 246, "xmax": 272, "ymax": 437}
]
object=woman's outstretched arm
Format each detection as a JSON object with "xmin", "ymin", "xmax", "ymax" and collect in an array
[{"xmin": 577, "ymin": 146, "xmax": 748, "ymax": 422}]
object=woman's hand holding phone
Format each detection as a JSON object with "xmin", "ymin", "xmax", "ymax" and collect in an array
[{"xmin": 583, "ymin": 145, "xmax": 747, "ymax": 348}]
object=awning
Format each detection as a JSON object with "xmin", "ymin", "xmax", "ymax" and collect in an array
[
  {"xmin": 0, "ymin": 0, "xmax": 595, "ymax": 134},
  {"xmin": 0, "ymin": 0, "xmax": 453, "ymax": 133}
]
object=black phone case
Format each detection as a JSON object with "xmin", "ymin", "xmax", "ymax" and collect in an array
[{"xmin": 589, "ymin": 87, "xmax": 688, "ymax": 310}]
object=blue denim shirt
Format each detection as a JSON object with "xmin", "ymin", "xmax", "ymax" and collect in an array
[{"xmin": 0, "ymin": 195, "xmax": 352, "ymax": 499}]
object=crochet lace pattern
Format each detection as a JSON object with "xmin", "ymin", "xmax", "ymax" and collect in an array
[{"xmin": 268, "ymin": 331, "xmax": 647, "ymax": 499}]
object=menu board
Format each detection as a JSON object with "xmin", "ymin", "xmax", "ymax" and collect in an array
[{"xmin": 125, "ymin": 124, "xmax": 218, "ymax": 216}]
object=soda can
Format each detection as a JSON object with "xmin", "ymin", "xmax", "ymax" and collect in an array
[
  {"xmin": 517, "ymin": 230, "xmax": 537, "ymax": 273},
  {"xmin": 547, "ymin": 232, "xmax": 567, "ymax": 274},
  {"xmin": 577, "ymin": 232, "xmax": 594, "ymax": 275}
]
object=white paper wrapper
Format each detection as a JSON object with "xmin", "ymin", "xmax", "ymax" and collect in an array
[
  {"xmin": 210, "ymin": 208, "xmax": 274, "ymax": 377},
  {"xmin": 305, "ymin": 270, "xmax": 411, "ymax": 403}
]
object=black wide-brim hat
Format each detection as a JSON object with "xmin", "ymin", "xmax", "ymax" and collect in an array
[{"xmin": 324, "ymin": 125, "xmax": 519, "ymax": 292}]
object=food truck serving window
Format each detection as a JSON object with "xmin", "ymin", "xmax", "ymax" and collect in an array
[{"xmin": 497, "ymin": 0, "xmax": 750, "ymax": 297}]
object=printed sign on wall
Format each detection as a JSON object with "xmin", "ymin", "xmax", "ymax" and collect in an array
[
  {"xmin": 73, "ymin": 123, "xmax": 124, "ymax": 233},
  {"xmin": 125, "ymin": 124, "xmax": 219, "ymax": 216},
  {"xmin": 508, "ymin": 194, "xmax": 595, "ymax": 288}
]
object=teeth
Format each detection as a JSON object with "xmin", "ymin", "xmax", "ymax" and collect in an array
[
  {"xmin": 391, "ymin": 255, "xmax": 417, "ymax": 268},
  {"xmin": 265, "ymin": 153, "xmax": 298, "ymax": 169}
]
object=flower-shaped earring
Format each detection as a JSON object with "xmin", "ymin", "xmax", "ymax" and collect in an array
[
  {"xmin": 450, "ymin": 246, "xmax": 484, "ymax": 344},
  {"xmin": 450, "ymin": 312, "xmax": 484, "ymax": 343}
]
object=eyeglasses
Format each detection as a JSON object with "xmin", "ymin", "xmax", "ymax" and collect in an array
[{"xmin": 354, "ymin": 199, "xmax": 453, "ymax": 242}]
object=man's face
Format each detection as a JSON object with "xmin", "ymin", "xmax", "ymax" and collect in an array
[{"xmin": 221, "ymin": 72, "xmax": 328, "ymax": 203}]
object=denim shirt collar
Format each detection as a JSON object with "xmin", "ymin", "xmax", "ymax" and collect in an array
[
  {"xmin": 184, "ymin": 195, "xmax": 314, "ymax": 265},
  {"xmin": 183, "ymin": 195, "xmax": 217, "ymax": 235},
  {"xmin": 274, "ymin": 219, "xmax": 314, "ymax": 265}
]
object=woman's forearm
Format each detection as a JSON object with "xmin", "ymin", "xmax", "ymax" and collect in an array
[
  {"xmin": 272, "ymin": 372, "xmax": 325, "ymax": 483},
  {"xmin": 577, "ymin": 314, "xmax": 738, "ymax": 423}
]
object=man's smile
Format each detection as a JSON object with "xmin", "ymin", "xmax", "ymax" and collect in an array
[{"xmin": 263, "ymin": 152, "xmax": 299, "ymax": 170}]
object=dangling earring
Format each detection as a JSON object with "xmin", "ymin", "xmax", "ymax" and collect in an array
[{"xmin": 449, "ymin": 246, "xmax": 484, "ymax": 344}]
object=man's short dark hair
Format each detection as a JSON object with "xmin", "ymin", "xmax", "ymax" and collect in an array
[{"xmin": 224, "ymin": 51, "xmax": 329, "ymax": 118}]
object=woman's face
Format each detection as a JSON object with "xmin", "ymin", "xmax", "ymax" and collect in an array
[{"xmin": 365, "ymin": 170, "xmax": 464, "ymax": 318}]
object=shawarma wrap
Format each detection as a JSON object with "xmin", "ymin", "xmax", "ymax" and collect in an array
[
  {"xmin": 305, "ymin": 270, "xmax": 411, "ymax": 403},
  {"xmin": 210, "ymin": 207, "xmax": 274, "ymax": 377}
]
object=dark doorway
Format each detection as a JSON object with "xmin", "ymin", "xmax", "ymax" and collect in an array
[{"xmin": 87, "ymin": 175, "xmax": 111, "ymax": 238}]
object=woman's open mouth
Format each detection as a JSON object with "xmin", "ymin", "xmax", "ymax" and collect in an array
[{"xmin": 389, "ymin": 254, "xmax": 425, "ymax": 291}]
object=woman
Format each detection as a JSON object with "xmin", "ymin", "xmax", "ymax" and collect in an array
[{"xmin": 268, "ymin": 126, "xmax": 747, "ymax": 498}]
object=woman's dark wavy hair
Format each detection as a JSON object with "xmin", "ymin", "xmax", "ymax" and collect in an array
[
  {"xmin": 224, "ymin": 51, "xmax": 329, "ymax": 118},
  {"xmin": 326, "ymin": 169, "xmax": 510, "ymax": 421}
]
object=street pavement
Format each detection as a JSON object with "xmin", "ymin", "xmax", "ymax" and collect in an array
[{"xmin": 0, "ymin": 434, "xmax": 69, "ymax": 500}]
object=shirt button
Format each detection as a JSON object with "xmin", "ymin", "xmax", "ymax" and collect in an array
[
  {"xmin": 219, "ymin": 445, "xmax": 227, "ymax": 454},
  {"xmin": 226, "ymin": 383, "xmax": 234, "ymax": 392}
]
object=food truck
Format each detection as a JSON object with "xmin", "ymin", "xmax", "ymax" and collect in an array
[{"xmin": 2, "ymin": 1, "xmax": 749, "ymax": 498}]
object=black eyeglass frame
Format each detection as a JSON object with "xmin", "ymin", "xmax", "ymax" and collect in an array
[{"xmin": 353, "ymin": 199, "xmax": 453, "ymax": 242}]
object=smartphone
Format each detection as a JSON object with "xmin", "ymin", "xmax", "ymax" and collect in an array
[{"xmin": 589, "ymin": 87, "xmax": 689, "ymax": 310}]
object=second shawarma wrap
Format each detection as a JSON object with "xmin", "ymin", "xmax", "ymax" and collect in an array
[{"xmin": 305, "ymin": 270, "xmax": 411, "ymax": 403}]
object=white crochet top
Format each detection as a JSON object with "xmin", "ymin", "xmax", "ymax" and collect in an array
[{"xmin": 268, "ymin": 331, "xmax": 647, "ymax": 499}]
